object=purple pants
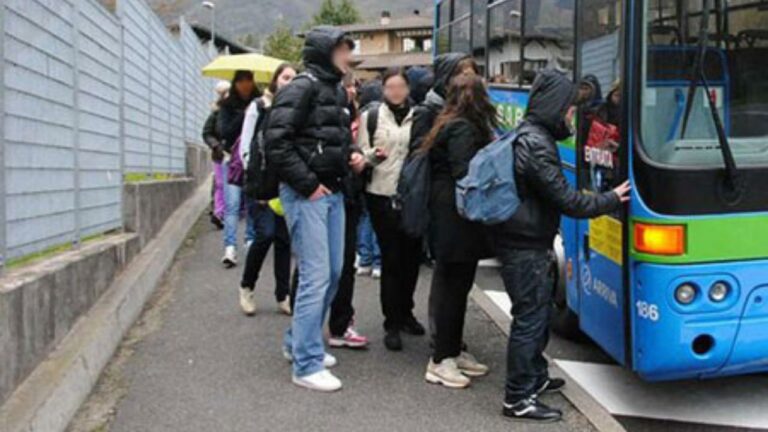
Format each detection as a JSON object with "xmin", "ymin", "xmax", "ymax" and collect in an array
[{"xmin": 213, "ymin": 162, "xmax": 225, "ymax": 219}]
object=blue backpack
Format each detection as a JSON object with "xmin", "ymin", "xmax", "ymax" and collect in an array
[{"xmin": 455, "ymin": 131, "xmax": 522, "ymax": 225}]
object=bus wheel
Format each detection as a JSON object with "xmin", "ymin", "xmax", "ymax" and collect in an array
[{"xmin": 550, "ymin": 236, "xmax": 584, "ymax": 341}]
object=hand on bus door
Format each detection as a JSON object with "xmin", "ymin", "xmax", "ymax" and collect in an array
[{"xmin": 613, "ymin": 181, "xmax": 631, "ymax": 203}]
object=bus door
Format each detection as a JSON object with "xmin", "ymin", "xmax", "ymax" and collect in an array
[{"xmin": 575, "ymin": 0, "xmax": 628, "ymax": 364}]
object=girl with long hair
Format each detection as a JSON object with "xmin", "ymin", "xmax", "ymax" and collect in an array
[
  {"xmin": 422, "ymin": 74, "xmax": 498, "ymax": 389},
  {"xmin": 238, "ymin": 64, "xmax": 298, "ymax": 316}
]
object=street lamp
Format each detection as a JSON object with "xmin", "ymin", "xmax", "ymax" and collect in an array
[{"xmin": 202, "ymin": 1, "xmax": 216, "ymax": 53}]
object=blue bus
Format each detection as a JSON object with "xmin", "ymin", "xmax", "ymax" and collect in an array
[{"xmin": 435, "ymin": 0, "xmax": 768, "ymax": 381}]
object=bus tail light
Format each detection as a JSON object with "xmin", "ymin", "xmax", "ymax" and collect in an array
[{"xmin": 634, "ymin": 223, "xmax": 686, "ymax": 256}]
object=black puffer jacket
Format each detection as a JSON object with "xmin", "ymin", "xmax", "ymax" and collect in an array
[
  {"xmin": 409, "ymin": 53, "xmax": 470, "ymax": 153},
  {"xmin": 495, "ymin": 70, "xmax": 621, "ymax": 250},
  {"xmin": 218, "ymin": 92, "xmax": 258, "ymax": 152},
  {"xmin": 265, "ymin": 26, "xmax": 353, "ymax": 197}
]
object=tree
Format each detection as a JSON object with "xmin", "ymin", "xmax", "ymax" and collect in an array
[
  {"xmin": 311, "ymin": 0, "xmax": 361, "ymax": 26},
  {"xmin": 263, "ymin": 20, "xmax": 303, "ymax": 64},
  {"xmin": 238, "ymin": 33, "xmax": 260, "ymax": 49}
]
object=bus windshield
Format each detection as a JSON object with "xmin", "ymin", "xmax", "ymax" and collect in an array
[{"xmin": 640, "ymin": 0, "xmax": 768, "ymax": 168}]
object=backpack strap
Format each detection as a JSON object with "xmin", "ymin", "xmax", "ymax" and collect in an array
[{"xmin": 366, "ymin": 102, "xmax": 380, "ymax": 148}]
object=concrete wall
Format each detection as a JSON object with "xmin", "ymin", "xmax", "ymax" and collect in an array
[
  {"xmin": 0, "ymin": 233, "xmax": 140, "ymax": 406},
  {"xmin": 0, "ymin": 142, "xmax": 210, "ymax": 406}
]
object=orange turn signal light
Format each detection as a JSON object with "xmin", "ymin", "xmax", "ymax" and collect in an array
[{"xmin": 634, "ymin": 223, "xmax": 686, "ymax": 256}]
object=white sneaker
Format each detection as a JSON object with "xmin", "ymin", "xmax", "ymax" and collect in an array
[
  {"xmin": 456, "ymin": 351, "xmax": 489, "ymax": 377},
  {"xmin": 239, "ymin": 287, "xmax": 256, "ymax": 315},
  {"xmin": 371, "ymin": 268, "xmax": 382, "ymax": 279},
  {"xmin": 222, "ymin": 246, "xmax": 237, "ymax": 268},
  {"xmin": 355, "ymin": 266, "xmax": 372, "ymax": 276},
  {"xmin": 277, "ymin": 298, "xmax": 292, "ymax": 315},
  {"xmin": 292, "ymin": 369, "xmax": 342, "ymax": 392},
  {"xmin": 282, "ymin": 349, "xmax": 338, "ymax": 368},
  {"xmin": 425, "ymin": 358, "xmax": 471, "ymax": 389}
]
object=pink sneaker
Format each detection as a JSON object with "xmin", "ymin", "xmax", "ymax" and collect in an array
[{"xmin": 329, "ymin": 327, "xmax": 369, "ymax": 349}]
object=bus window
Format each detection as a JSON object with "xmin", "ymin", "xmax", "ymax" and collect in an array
[
  {"xmin": 451, "ymin": 15, "xmax": 472, "ymax": 54},
  {"xmin": 578, "ymin": 0, "xmax": 623, "ymax": 195},
  {"xmin": 438, "ymin": 0, "xmax": 452, "ymax": 28},
  {"xmin": 471, "ymin": 0, "xmax": 489, "ymax": 72},
  {"xmin": 524, "ymin": 0, "xmax": 576, "ymax": 80},
  {"xmin": 488, "ymin": 0, "xmax": 522, "ymax": 82},
  {"xmin": 640, "ymin": 0, "xmax": 768, "ymax": 168}
]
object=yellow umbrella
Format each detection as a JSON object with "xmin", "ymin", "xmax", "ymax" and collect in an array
[{"xmin": 202, "ymin": 54, "xmax": 286, "ymax": 83}]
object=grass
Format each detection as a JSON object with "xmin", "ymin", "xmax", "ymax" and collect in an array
[
  {"xmin": 123, "ymin": 172, "xmax": 183, "ymax": 183},
  {"xmin": 6, "ymin": 233, "xmax": 110, "ymax": 270}
]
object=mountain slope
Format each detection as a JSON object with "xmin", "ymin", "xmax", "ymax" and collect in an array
[{"xmin": 149, "ymin": 0, "xmax": 434, "ymax": 41}]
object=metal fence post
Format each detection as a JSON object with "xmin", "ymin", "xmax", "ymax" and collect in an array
[
  {"xmin": 117, "ymin": 0, "xmax": 126, "ymax": 231},
  {"xmin": 0, "ymin": 2, "xmax": 6, "ymax": 274},
  {"xmin": 71, "ymin": 0, "xmax": 82, "ymax": 248}
]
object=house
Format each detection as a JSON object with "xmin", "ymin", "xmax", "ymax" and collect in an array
[{"xmin": 340, "ymin": 11, "xmax": 434, "ymax": 78}]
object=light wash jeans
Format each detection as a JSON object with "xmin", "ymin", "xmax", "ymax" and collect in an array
[
  {"xmin": 280, "ymin": 184, "xmax": 345, "ymax": 378},
  {"xmin": 356, "ymin": 209, "xmax": 381, "ymax": 269},
  {"xmin": 221, "ymin": 160, "xmax": 255, "ymax": 249}
]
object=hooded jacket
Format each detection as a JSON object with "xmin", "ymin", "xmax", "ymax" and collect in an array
[
  {"xmin": 409, "ymin": 53, "xmax": 471, "ymax": 153},
  {"xmin": 495, "ymin": 70, "xmax": 620, "ymax": 250},
  {"xmin": 579, "ymin": 74, "xmax": 604, "ymax": 109},
  {"xmin": 265, "ymin": 26, "xmax": 354, "ymax": 197}
]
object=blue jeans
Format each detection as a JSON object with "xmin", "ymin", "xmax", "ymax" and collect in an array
[
  {"xmin": 280, "ymin": 184, "xmax": 345, "ymax": 378},
  {"xmin": 221, "ymin": 161, "xmax": 255, "ymax": 248},
  {"xmin": 356, "ymin": 210, "xmax": 381, "ymax": 268}
]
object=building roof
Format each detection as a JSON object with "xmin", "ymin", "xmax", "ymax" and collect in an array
[
  {"xmin": 353, "ymin": 52, "xmax": 433, "ymax": 70},
  {"xmin": 339, "ymin": 16, "xmax": 434, "ymax": 35}
]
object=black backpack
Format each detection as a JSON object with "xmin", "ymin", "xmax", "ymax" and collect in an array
[
  {"xmin": 395, "ymin": 104, "xmax": 431, "ymax": 238},
  {"xmin": 243, "ymin": 99, "xmax": 279, "ymax": 200}
]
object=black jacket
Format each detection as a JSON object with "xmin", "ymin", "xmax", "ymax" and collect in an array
[
  {"xmin": 202, "ymin": 110, "xmax": 221, "ymax": 149},
  {"xmin": 217, "ymin": 91, "xmax": 258, "ymax": 152},
  {"xmin": 265, "ymin": 26, "xmax": 353, "ymax": 197},
  {"xmin": 495, "ymin": 70, "xmax": 621, "ymax": 250},
  {"xmin": 409, "ymin": 53, "xmax": 471, "ymax": 153},
  {"xmin": 429, "ymin": 119, "xmax": 494, "ymax": 263}
]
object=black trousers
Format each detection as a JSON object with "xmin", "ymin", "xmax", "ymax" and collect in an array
[
  {"xmin": 290, "ymin": 202, "xmax": 360, "ymax": 337},
  {"xmin": 240, "ymin": 203, "xmax": 291, "ymax": 302},
  {"xmin": 431, "ymin": 260, "xmax": 478, "ymax": 362},
  {"xmin": 498, "ymin": 248, "xmax": 553, "ymax": 404},
  {"xmin": 366, "ymin": 194, "xmax": 422, "ymax": 331}
]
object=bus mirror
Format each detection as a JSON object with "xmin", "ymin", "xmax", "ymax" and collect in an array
[{"xmin": 634, "ymin": 223, "xmax": 686, "ymax": 256}]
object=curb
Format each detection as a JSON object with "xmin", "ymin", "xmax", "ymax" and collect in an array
[
  {"xmin": 0, "ymin": 178, "xmax": 212, "ymax": 432},
  {"xmin": 470, "ymin": 287, "xmax": 627, "ymax": 432}
]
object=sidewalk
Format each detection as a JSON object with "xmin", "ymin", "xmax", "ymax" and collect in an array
[{"xmin": 68, "ymin": 219, "xmax": 595, "ymax": 432}]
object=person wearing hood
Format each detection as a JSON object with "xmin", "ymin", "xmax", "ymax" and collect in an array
[
  {"xmin": 495, "ymin": 70, "xmax": 630, "ymax": 422},
  {"xmin": 410, "ymin": 53, "xmax": 479, "ymax": 153},
  {"xmin": 577, "ymin": 74, "xmax": 603, "ymax": 109},
  {"xmin": 405, "ymin": 66, "xmax": 433, "ymax": 105},
  {"xmin": 238, "ymin": 63, "xmax": 297, "ymax": 317},
  {"xmin": 265, "ymin": 26, "xmax": 360, "ymax": 393},
  {"xmin": 218, "ymin": 70, "xmax": 260, "ymax": 268}
]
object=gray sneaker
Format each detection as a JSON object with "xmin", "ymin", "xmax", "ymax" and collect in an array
[{"xmin": 425, "ymin": 358, "xmax": 471, "ymax": 389}]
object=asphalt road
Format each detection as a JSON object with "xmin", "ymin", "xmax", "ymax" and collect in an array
[{"xmin": 67, "ymin": 219, "xmax": 596, "ymax": 432}]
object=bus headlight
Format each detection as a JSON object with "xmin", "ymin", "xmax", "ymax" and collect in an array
[
  {"xmin": 675, "ymin": 283, "xmax": 697, "ymax": 305},
  {"xmin": 709, "ymin": 282, "xmax": 730, "ymax": 302}
]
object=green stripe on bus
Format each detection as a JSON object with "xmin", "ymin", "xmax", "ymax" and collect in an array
[{"xmin": 631, "ymin": 215, "xmax": 768, "ymax": 264}]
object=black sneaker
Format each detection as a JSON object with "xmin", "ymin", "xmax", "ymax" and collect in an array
[
  {"xmin": 210, "ymin": 214, "xmax": 224, "ymax": 230},
  {"xmin": 384, "ymin": 329, "xmax": 403, "ymax": 351},
  {"xmin": 503, "ymin": 398, "xmax": 562, "ymax": 423},
  {"xmin": 535, "ymin": 378, "xmax": 566, "ymax": 396},
  {"xmin": 401, "ymin": 317, "xmax": 426, "ymax": 336}
]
